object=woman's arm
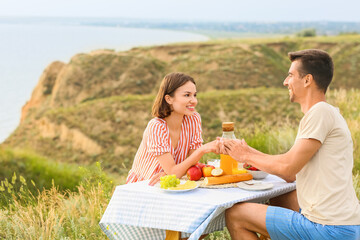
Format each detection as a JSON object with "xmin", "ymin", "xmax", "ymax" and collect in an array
[{"xmin": 156, "ymin": 140, "xmax": 219, "ymax": 179}]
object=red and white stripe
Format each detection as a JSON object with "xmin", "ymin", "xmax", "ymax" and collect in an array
[{"xmin": 126, "ymin": 112, "xmax": 203, "ymax": 183}]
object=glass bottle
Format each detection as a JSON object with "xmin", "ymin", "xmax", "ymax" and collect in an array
[{"xmin": 220, "ymin": 122, "xmax": 238, "ymax": 175}]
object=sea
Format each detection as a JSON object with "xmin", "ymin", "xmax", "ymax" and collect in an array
[{"xmin": 0, "ymin": 18, "xmax": 209, "ymax": 143}]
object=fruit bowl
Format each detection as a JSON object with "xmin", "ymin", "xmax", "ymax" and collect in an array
[{"xmin": 247, "ymin": 170, "xmax": 269, "ymax": 180}]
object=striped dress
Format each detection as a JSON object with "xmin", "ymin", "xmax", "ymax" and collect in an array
[{"xmin": 126, "ymin": 112, "xmax": 203, "ymax": 183}]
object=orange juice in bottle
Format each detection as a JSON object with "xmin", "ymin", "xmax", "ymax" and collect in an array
[
  {"xmin": 220, "ymin": 154, "xmax": 237, "ymax": 175},
  {"xmin": 220, "ymin": 122, "xmax": 238, "ymax": 175}
]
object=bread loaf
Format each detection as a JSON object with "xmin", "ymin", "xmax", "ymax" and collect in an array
[{"xmin": 203, "ymin": 173, "xmax": 253, "ymax": 186}]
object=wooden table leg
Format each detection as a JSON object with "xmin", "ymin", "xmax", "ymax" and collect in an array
[{"xmin": 165, "ymin": 230, "xmax": 180, "ymax": 240}]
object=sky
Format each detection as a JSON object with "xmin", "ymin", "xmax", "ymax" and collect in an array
[{"xmin": 1, "ymin": 0, "xmax": 360, "ymax": 22}]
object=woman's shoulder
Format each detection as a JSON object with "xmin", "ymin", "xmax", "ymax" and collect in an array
[
  {"xmin": 147, "ymin": 117, "xmax": 167, "ymax": 130},
  {"xmin": 184, "ymin": 112, "xmax": 201, "ymax": 123}
]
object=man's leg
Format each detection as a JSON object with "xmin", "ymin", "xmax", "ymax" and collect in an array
[
  {"xmin": 225, "ymin": 202, "xmax": 269, "ymax": 240},
  {"xmin": 270, "ymin": 190, "xmax": 299, "ymax": 211}
]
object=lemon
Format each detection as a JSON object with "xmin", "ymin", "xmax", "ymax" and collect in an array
[
  {"xmin": 232, "ymin": 168, "xmax": 247, "ymax": 174},
  {"xmin": 211, "ymin": 168, "xmax": 224, "ymax": 177}
]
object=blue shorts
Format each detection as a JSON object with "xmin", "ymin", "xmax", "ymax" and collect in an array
[{"xmin": 266, "ymin": 206, "xmax": 360, "ymax": 240}]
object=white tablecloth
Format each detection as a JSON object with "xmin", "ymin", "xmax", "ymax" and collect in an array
[{"xmin": 99, "ymin": 174, "xmax": 296, "ymax": 240}]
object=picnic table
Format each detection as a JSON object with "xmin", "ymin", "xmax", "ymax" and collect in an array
[{"xmin": 99, "ymin": 174, "xmax": 296, "ymax": 240}]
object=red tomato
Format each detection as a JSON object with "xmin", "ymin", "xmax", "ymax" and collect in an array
[{"xmin": 243, "ymin": 163, "xmax": 259, "ymax": 171}]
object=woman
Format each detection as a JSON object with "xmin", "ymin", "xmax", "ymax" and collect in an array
[{"xmin": 126, "ymin": 72, "xmax": 218, "ymax": 183}]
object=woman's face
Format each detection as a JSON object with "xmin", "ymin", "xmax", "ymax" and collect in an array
[{"xmin": 166, "ymin": 81, "xmax": 197, "ymax": 116}]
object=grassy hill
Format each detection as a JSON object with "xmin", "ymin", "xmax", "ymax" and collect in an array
[{"xmin": 3, "ymin": 35, "xmax": 360, "ymax": 179}]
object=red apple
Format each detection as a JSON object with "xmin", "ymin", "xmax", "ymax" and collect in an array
[
  {"xmin": 195, "ymin": 162, "xmax": 206, "ymax": 169},
  {"xmin": 187, "ymin": 165, "xmax": 202, "ymax": 181}
]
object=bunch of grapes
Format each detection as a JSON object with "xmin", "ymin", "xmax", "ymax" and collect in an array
[{"xmin": 160, "ymin": 174, "xmax": 180, "ymax": 189}]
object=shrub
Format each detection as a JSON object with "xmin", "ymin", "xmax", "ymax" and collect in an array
[{"xmin": 296, "ymin": 28, "xmax": 316, "ymax": 37}]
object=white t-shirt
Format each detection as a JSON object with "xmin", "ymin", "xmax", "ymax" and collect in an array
[{"xmin": 296, "ymin": 101, "xmax": 360, "ymax": 225}]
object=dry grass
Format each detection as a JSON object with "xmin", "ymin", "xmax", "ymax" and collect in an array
[{"xmin": 0, "ymin": 182, "xmax": 112, "ymax": 240}]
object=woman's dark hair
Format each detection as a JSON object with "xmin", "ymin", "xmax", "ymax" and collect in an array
[
  {"xmin": 152, "ymin": 72, "xmax": 195, "ymax": 118},
  {"xmin": 288, "ymin": 49, "xmax": 334, "ymax": 93}
]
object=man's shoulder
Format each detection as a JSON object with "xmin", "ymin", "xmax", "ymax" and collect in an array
[
  {"xmin": 308, "ymin": 102, "xmax": 338, "ymax": 117},
  {"xmin": 311, "ymin": 101, "xmax": 333, "ymax": 111},
  {"xmin": 300, "ymin": 102, "xmax": 337, "ymax": 130}
]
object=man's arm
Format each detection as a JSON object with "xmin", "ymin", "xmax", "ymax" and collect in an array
[{"xmin": 223, "ymin": 138, "xmax": 321, "ymax": 182}]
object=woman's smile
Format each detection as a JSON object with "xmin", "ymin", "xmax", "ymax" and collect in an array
[{"xmin": 186, "ymin": 105, "xmax": 195, "ymax": 111}]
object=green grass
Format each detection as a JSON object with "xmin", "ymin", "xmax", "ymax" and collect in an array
[
  {"xmin": 0, "ymin": 147, "xmax": 114, "ymax": 208},
  {"xmin": 0, "ymin": 148, "xmax": 84, "ymax": 193}
]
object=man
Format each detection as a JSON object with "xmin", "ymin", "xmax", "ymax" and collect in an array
[{"xmin": 222, "ymin": 49, "xmax": 360, "ymax": 240}]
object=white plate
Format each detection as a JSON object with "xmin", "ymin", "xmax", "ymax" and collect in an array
[
  {"xmin": 155, "ymin": 180, "xmax": 199, "ymax": 193},
  {"xmin": 237, "ymin": 181, "xmax": 273, "ymax": 191}
]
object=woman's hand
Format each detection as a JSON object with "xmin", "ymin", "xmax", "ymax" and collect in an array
[
  {"xmin": 148, "ymin": 172, "xmax": 166, "ymax": 186},
  {"xmin": 200, "ymin": 140, "xmax": 221, "ymax": 154}
]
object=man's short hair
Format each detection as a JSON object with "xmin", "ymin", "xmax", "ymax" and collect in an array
[{"xmin": 288, "ymin": 49, "xmax": 334, "ymax": 93}]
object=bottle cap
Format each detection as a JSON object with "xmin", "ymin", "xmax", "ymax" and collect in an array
[{"xmin": 222, "ymin": 122, "xmax": 234, "ymax": 131}]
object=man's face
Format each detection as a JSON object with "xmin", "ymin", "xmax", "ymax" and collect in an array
[{"xmin": 283, "ymin": 60, "xmax": 306, "ymax": 103}]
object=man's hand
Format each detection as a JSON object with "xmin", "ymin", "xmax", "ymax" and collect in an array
[
  {"xmin": 148, "ymin": 172, "xmax": 166, "ymax": 186},
  {"xmin": 222, "ymin": 139, "xmax": 250, "ymax": 162}
]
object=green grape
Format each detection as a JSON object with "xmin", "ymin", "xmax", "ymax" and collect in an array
[{"xmin": 160, "ymin": 174, "xmax": 180, "ymax": 189}]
